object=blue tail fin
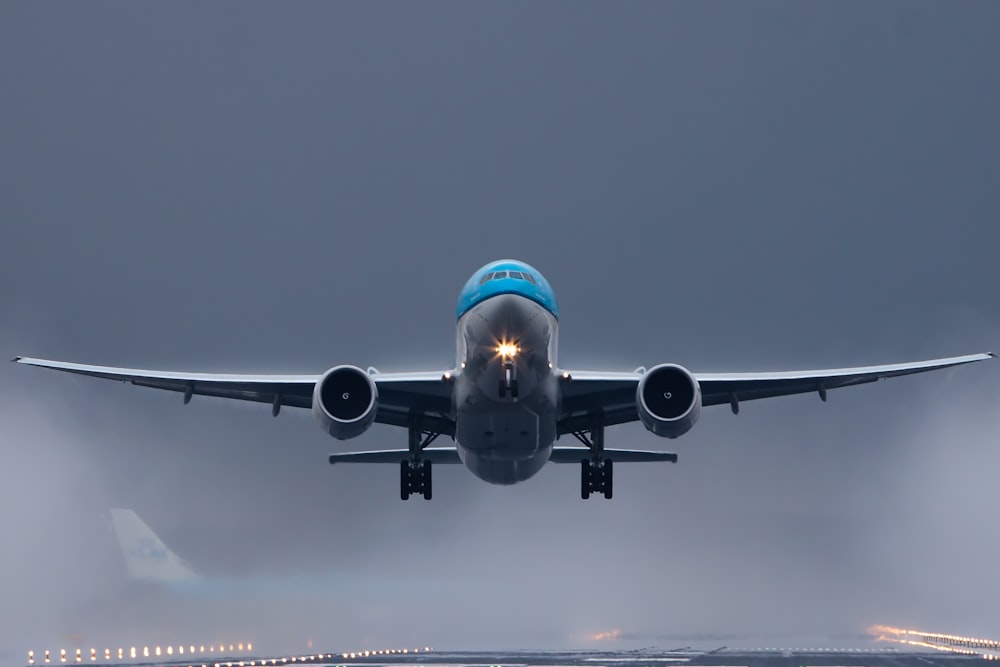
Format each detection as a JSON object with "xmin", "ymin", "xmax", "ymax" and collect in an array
[{"xmin": 109, "ymin": 509, "xmax": 198, "ymax": 583}]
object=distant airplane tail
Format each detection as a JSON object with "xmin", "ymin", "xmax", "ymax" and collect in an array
[{"xmin": 109, "ymin": 509, "xmax": 198, "ymax": 584}]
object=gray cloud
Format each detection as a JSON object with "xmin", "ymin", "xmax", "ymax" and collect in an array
[{"xmin": 1, "ymin": 0, "xmax": 998, "ymax": 659}]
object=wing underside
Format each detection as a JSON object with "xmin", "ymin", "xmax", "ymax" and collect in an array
[
  {"xmin": 13, "ymin": 352, "xmax": 994, "ymax": 441},
  {"xmin": 558, "ymin": 352, "xmax": 994, "ymax": 434},
  {"xmin": 11, "ymin": 356, "xmax": 455, "ymax": 433}
]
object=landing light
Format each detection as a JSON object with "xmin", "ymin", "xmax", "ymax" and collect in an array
[{"xmin": 497, "ymin": 343, "xmax": 519, "ymax": 357}]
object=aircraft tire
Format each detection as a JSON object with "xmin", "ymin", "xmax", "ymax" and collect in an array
[
  {"xmin": 400, "ymin": 460, "xmax": 410, "ymax": 501},
  {"xmin": 423, "ymin": 459, "xmax": 433, "ymax": 500},
  {"xmin": 580, "ymin": 459, "xmax": 590, "ymax": 500},
  {"xmin": 603, "ymin": 458, "xmax": 613, "ymax": 499}
]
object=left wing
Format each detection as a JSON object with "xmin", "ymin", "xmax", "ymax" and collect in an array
[
  {"xmin": 11, "ymin": 356, "xmax": 455, "ymax": 433},
  {"xmin": 559, "ymin": 352, "xmax": 995, "ymax": 434}
]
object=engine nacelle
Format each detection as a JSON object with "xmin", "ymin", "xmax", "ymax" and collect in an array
[
  {"xmin": 636, "ymin": 363, "xmax": 702, "ymax": 439},
  {"xmin": 312, "ymin": 365, "xmax": 378, "ymax": 440}
]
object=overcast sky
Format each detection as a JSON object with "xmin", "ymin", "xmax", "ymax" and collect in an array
[{"xmin": 1, "ymin": 0, "xmax": 998, "ymax": 659}]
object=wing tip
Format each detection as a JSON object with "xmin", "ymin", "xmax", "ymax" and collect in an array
[
  {"xmin": 988, "ymin": 351, "xmax": 997, "ymax": 359},
  {"xmin": 11, "ymin": 355, "xmax": 22, "ymax": 363}
]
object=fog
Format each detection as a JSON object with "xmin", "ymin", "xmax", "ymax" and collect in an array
[{"xmin": 1, "ymin": 0, "xmax": 998, "ymax": 659}]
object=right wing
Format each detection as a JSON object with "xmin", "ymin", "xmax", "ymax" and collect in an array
[{"xmin": 558, "ymin": 352, "xmax": 995, "ymax": 433}]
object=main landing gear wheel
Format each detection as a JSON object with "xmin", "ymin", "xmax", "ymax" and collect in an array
[
  {"xmin": 400, "ymin": 459, "xmax": 433, "ymax": 500},
  {"xmin": 580, "ymin": 458, "xmax": 613, "ymax": 499}
]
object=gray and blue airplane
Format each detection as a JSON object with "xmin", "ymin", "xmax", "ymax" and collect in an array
[
  {"xmin": 14, "ymin": 260, "xmax": 995, "ymax": 500},
  {"xmin": 107, "ymin": 509, "xmax": 419, "ymax": 598}
]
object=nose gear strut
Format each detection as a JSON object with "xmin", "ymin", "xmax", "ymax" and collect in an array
[{"xmin": 498, "ymin": 359, "xmax": 519, "ymax": 399}]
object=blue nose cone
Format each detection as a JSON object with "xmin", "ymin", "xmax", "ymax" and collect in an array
[{"xmin": 457, "ymin": 260, "xmax": 558, "ymax": 320}]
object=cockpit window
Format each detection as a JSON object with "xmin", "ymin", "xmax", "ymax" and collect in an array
[{"xmin": 481, "ymin": 269, "xmax": 538, "ymax": 285}]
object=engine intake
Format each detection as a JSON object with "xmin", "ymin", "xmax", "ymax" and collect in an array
[
  {"xmin": 636, "ymin": 363, "xmax": 701, "ymax": 438},
  {"xmin": 312, "ymin": 365, "xmax": 378, "ymax": 440}
]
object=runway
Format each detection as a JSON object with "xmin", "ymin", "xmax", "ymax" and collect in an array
[{"xmin": 27, "ymin": 647, "xmax": 993, "ymax": 667}]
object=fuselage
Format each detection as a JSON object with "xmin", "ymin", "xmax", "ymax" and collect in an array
[{"xmin": 452, "ymin": 260, "xmax": 560, "ymax": 485}]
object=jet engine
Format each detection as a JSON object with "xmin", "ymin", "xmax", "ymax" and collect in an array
[
  {"xmin": 636, "ymin": 363, "xmax": 702, "ymax": 438},
  {"xmin": 312, "ymin": 365, "xmax": 378, "ymax": 440}
]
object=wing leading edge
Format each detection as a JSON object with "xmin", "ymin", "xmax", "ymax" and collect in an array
[
  {"xmin": 11, "ymin": 356, "xmax": 455, "ymax": 433},
  {"xmin": 559, "ymin": 352, "xmax": 995, "ymax": 434},
  {"xmin": 14, "ymin": 351, "xmax": 995, "ymax": 438}
]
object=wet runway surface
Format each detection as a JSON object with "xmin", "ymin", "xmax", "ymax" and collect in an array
[{"xmin": 42, "ymin": 648, "xmax": 992, "ymax": 667}]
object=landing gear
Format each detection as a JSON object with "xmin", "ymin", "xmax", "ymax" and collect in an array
[
  {"xmin": 400, "ymin": 416, "xmax": 443, "ymax": 500},
  {"xmin": 581, "ymin": 458, "xmax": 612, "ymax": 499},
  {"xmin": 401, "ymin": 459, "xmax": 432, "ymax": 500},
  {"xmin": 498, "ymin": 360, "xmax": 518, "ymax": 399},
  {"xmin": 571, "ymin": 414, "xmax": 613, "ymax": 499},
  {"xmin": 498, "ymin": 379, "xmax": 519, "ymax": 399}
]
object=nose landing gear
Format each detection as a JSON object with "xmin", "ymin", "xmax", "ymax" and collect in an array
[{"xmin": 498, "ymin": 359, "xmax": 519, "ymax": 399}]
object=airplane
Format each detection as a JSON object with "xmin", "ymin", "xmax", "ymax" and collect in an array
[
  {"xmin": 109, "ymin": 508, "xmax": 197, "ymax": 587},
  {"xmin": 108, "ymin": 508, "xmax": 419, "ymax": 598},
  {"xmin": 13, "ymin": 259, "xmax": 995, "ymax": 501}
]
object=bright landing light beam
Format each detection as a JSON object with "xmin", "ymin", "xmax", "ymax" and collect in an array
[{"xmin": 496, "ymin": 343, "xmax": 519, "ymax": 358}]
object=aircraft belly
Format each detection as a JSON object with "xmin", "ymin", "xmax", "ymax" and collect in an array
[{"xmin": 454, "ymin": 293, "xmax": 559, "ymax": 485}]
